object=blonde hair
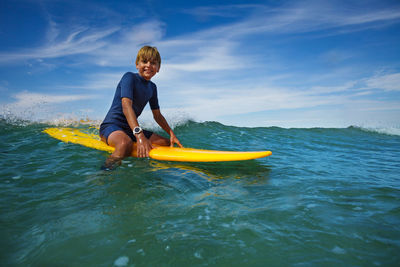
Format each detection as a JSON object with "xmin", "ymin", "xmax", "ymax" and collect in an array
[{"xmin": 135, "ymin": 46, "xmax": 161, "ymax": 66}]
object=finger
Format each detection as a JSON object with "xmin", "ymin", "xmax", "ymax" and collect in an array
[
  {"xmin": 173, "ymin": 137, "xmax": 183, "ymax": 148},
  {"xmin": 176, "ymin": 140, "xmax": 183, "ymax": 148},
  {"xmin": 139, "ymin": 147, "xmax": 145, "ymax": 158}
]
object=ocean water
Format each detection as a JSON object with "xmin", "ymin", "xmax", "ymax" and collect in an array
[{"xmin": 1, "ymin": 119, "xmax": 400, "ymax": 266}]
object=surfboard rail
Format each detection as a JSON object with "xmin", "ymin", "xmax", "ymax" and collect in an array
[{"xmin": 149, "ymin": 146, "xmax": 271, "ymax": 162}]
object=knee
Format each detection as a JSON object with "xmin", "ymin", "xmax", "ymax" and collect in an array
[
  {"xmin": 150, "ymin": 134, "xmax": 170, "ymax": 146},
  {"xmin": 115, "ymin": 139, "xmax": 133, "ymax": 157},
  {"xmin": 159, "ymin": 137, "xmax": 170, "ymax": 146}
]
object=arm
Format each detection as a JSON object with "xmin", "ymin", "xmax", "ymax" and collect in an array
[
  {"xmin": 122, "ymin": 97, "xmax": 153, "ymax": 157},
  {"xmin": 152, "ymin": 109, "xmax": 183, "ymax": 148}
]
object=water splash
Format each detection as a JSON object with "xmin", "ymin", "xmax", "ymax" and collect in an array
[{"xmin": 351, "ymin": 125, "xmax": 400, "ymax": 136}]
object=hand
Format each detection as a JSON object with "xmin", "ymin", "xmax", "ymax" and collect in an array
[
  {"xmin": 136, "ymin": 134, "xmax": 153, "ymax": 157},
  {"xmin": 170, "ymin": 132, "xmax": 183, "ymax": 148}
]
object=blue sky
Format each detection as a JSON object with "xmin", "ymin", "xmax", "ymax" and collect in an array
[{"xmin": 1, "ymin": 0, "xmax": 400, "ymax": 128}]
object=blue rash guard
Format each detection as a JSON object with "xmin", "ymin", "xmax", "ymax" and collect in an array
[{"xmin": 99, "ymin": 72, "xmax": 160, "ymax": 142}]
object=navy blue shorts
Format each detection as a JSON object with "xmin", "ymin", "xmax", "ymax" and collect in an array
[{"xmin": 99, "ymin": 124, "xmax": 153, "ymax": 145}]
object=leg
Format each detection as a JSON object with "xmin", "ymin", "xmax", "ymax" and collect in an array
[
  {"xmin": 101, "ymin": 130, "xmax": 133, "ymax": 170},
  {"xmin": 149, "ymin": 133, "xmax": 170, "ymax": 146},
  {"xmin": 107, "ymin": 130, "xmax": 134, "ymax": 158}
]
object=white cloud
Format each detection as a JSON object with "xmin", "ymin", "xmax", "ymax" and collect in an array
[
  {"xmin": 0, "ymin": 24, "xmax": 119, "ymax": 64},
  {"xmin": 156, "ymin": 83, "xmax": 332, "ymax": 121},
  {"xmin": 174, "ymin": 1, "xmax": 400, "ymax": 40},
  {"xmin": 61, "ymin": 72, "xmax": 123, "ymax": 91},
  {"xmin": 12, "ymin": 91, "xmax": 96, "ymax": 108},
  {"xmin": 270, "ymin": 1, "xmax": 400, "ymax": 33},
  {"xmin": 366, "ymin": 73, "xmax": 400, "ymax": 91},
  {"xmin": 154, "ymin": 71, "xmax": 400, "ymax": 126},
  {"xmin": 307, "ymin": 81, "xmax": 358, "ymax": 95},
  {"xmin": 89, "ymin": 20, "xmax": 166, "ymax": 67},
  {"xmin": 164, "ymin": 42, "xmax": 242, "ymax": 72},
  {"xmin": 182, "ymin": 4, "xmax": 263, "ymax": 20}
]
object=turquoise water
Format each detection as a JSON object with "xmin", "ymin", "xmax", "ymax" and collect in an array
[{"xmin": 1, "ymin": 119, "xmax": 400, "ymax": 266}]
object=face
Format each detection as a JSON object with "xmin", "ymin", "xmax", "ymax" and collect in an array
[{"xmin": 136, "ymin": 58, "xmax": 160, "ymax": 81}]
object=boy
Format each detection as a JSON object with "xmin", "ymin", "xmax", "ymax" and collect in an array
[{"xmin": 100, "ymin": 46, "xmax": 182, "ymax": 169}]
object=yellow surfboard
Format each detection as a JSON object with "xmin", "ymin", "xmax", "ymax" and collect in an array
[{"xmin": 43, "ymin": 127, "xmax": 272, "ymax": 162}]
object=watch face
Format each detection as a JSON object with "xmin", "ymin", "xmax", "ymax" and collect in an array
[{"xmin": 134, "ymin": 127, "xmax": 142, "ymax": 134}]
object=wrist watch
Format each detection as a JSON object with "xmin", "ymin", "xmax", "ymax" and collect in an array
[{"xmin": 133, "ymin": 126, "xmax": 142, "ymax": 135}]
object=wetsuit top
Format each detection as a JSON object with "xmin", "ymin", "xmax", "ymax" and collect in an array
[{"xmin": 101, "ymin": 72, "xmax": 160, "ymax": 130}]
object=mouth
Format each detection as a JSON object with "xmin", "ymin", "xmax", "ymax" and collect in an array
[{"xmin": 141, "ymin": 68, "xmax": 155, "ymax": 79}]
